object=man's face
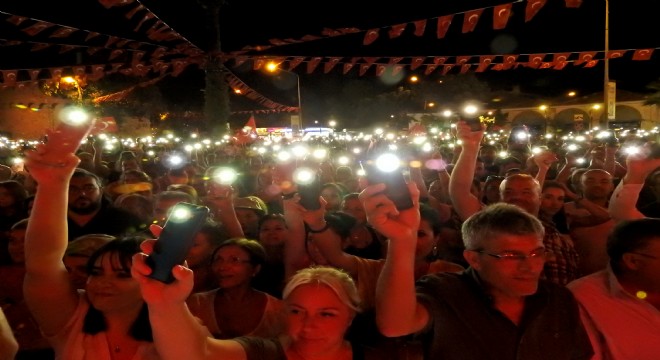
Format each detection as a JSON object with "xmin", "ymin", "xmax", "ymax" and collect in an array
[
  {"xmin": 500, "ymin": 176, "xmax": 541, "ymax": 215},
  {"xmin": 467, "ymin": 233, "xmax": 546, "ymax": 299},
  {"xmin": 581, "ymin": 170, "xmax": 613, "ymax": 200},
  {"xmin": 68, "ymin": 176, "xmax": 102, "ymax": 215}
]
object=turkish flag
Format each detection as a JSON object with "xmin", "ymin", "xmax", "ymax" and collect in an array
[
  {"xmin": 503, "ymin": 54, "xmax": 518, "ymax": 69},
  {"xmin": 432, "ymin": 57, "xmax": 447, "ymax": 65},
  {"xmin": 460, "ymin": 64, "xmax": 472, "ymax": 74},
  {"xmin": 288, "ymin": 57, "xmax": 305, "ymax": 70},
  {"xmin": 389, "ymin": 57, "xmax": 404, "ymax": 65},
  {"xmin": 359, "ymin": 64, "xmax": 372, "ymax": 76},
  {"xmin": 583, "ymin": 60, "xmax": 599, "ymax": 68},
  {"xmin": 99, "ymin": 0, "xmax": 135, "ymax": 8},
  {"xmin": 462, "ymin": 9, "xmax": 483, "ymax": 33},
  {"xmin": 424, "ymin": 65, "xmax": 438, "ymax": 75},
  {"xmin": 574, "ymin": 51, "xmax": 597, "ymax": 65},
  {"xmin": 376, "ymin": 65, "xmax": 387, "ymax": 77},
  {"xmin": 413, "ymin": 20, "xmax": 427, "ymax": 36},
  {"xmin": 442, "ymin": 65, "xmax": 454, "ymax": 75},
  {"xmin": 363, "ymin": 29, "xmax": 380, "ymax": 45},
  {"xmin": 527, "ymin": 54, "xmax": 545, "ymax": 69},
  {"xmin": 392, "ymin": 65, "xmax": 404, "ymax": 77},
  {"xmin": 324, "ymin": 57, "xmax": 342, "ymax": 73},
  {"xmin": 49, "ymin": 68, "xmax": 63, "ymax": 81},
  {"xmin": 388, "ymin": 24, "xmax": 407, "ymax": 38},
  {"xmin": 491, "ymin": 63, "xmax": 504, "ymax": 71},
  {"xmin": 525, "ymin": 0, "xmax": 547, "ymax": 22},
  {"xmin": 307, "ymin": 57, "xmax": 322, "ymax": 74},
  {"xmin": 606, "ymin": 50, "xmax": 627, "ymax": 59},
  {"xmin": 22, "ymin": 21, "xmax": 55, "ymax": 36},
  {"xmin": 342, "ymin": 63, "xmax": 355, "ymax": 74},
  {"xmin": 632, "ymin": 49, "xmax": 654, "ymax": 60},
  {"xmin": 552, "ymin": 53, "xmax": 571, "ymax": 65},
  {"xmin": 493, "ymin": 4, "xmax": 512, "ymax": 30},
  {"xmin": 92, "ymin": 117, "xmax": 119, "ymax": 134},
  {"xmin": 476, "ymin": 56, "xmax": 496, "ymax": 72},
  {"xmin": 252, "ymin": 58, "xmax": 266, "ymax": 70},
  {"xmin": 50, "ymin": 26, "xmax": 77, "ymax": 38},
  {"xmin": 88, "ymin": 65, "xmax": 106, "ymax": 81},
  {"xmin": 321, "ymin": 28, "xmax": 342, "ymax": 37},
  {"xmin": 456, "ymin": 56, "xmax": 471, "ymax": 65},
  {"xmin": 437, "ymin": 15, "xmax": 453, "ymax": 38},
  {"xmin": 6, "ymin": 15, "xmax": 28, "ymax": 26},
  {"xmin": 411, "ymin": 57, "xmax": 425, "ymax": 70},
  {"xmin": 1, "ymin": 70, "xmax": 17, "ymax": 86}
]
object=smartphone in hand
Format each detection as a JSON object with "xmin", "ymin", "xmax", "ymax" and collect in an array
[
  {"xmin": 146, "ymin": 202, "xmax": 210, "ymax": 283},
  {"xmin": 294, "ymin": 168, "xmax": 322, "ymax": 210},
  {"xmin": 49, "ymin": 107, "xmax": 96, "ymax": 155},
  {"xmin": 361, "ymin": 154, "xmax": 414, "ymax": 210}
]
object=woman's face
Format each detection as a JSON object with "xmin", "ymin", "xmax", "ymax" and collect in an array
[
  {"xmin": 85, "ymin": 253, "xmax": 143, "ymax": 314},
  {"xmin": 235, "ymin": 209, "xmax": 261, "ymax": 237},
  {"xmin": 321, "ymin": 187, "xmax": 342, "ymax": 212},
  {"xmin": 259, "ymin": 218, "xmax": 288, "ymax": 247},
  {"xmin": 540, "ymin": 187, "xmax": 565, "ymax": 217},
  {"xmin": 286, "ymin": 283, "xmax": 354, "ymax": 357},
  {"xmin": 415, "ymin": 219, "xmax": 437, "ymax": 261},
  {"xmin": 211, "ymin": 245, "xmax": 258, "ymax": 289},
  {"xmin": 341, "ymin": 198, "xmax": 366, "ymax": 224}
]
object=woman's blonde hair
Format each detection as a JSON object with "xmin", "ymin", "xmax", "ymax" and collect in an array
[{"xmin": 282, "ymin": 266, "xmax": 361, "ymax": 313}]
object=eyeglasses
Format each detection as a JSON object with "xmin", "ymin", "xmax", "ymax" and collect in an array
[
  {"xmin": 212, "ymin": 256, "xmax": 251, "ymax": 266},
  {"xmin": 473, "ymin": 248, "xmax": 548, "ymax": 262},
  {"xmin": 69, "ymin": 185, "xmax": 99, "ymax": 194}
]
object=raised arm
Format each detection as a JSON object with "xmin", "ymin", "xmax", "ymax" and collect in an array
[
  {"xmin": 361, "ymin": 182, "xmax": 429, "ymax": 337},
  {"xmin": 133, "ymin": 239, "xmax": 247, "ymax": 360},
  {"xmin": 608, "ymin": 153, "xmax": 660, "ymax": 221},
  {"xmin": 448, "ymin": 121, "xmax": 485, "ymax": 221},
  {"xmin": 0, "ymin": 308, "xmax": 18, "ymax": 360},
  {"xmin": 22, "ymin": 146, "xmax": 81, "ymax": 336},
  {"xmin": 204, "ymin": 184, "xmax": 244, "ymax": 239}
]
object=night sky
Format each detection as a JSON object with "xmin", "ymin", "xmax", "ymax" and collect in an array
[{"xmin": 1, "ymin": 0, "xmax": 659, "ymax": 126}]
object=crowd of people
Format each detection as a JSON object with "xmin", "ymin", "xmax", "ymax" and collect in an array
[{"xmin": 0, "ymin": 120, "xmax": 659, "ymax": 360}]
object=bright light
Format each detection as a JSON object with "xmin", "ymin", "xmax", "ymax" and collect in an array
[
  {"xmin": 375, "ymin": 153, "xmax": 400, "ymax": 172},
  {"xmin": 443, "ymin": 110, "xmax": 453, "ymax": 117},
  {"xmin": 464, "ymin": 104, "xmax": 478, "ymax": 115}
]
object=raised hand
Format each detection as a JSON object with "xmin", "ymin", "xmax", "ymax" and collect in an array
[{"xmin": 359, "ymin": 182, "xmax": 420, "ymax": 243}]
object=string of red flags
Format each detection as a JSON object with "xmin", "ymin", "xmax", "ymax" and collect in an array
[
  {"xmin": 92, "ymin": 74, "xmax": 168, "ymax": 103},
  {"xmin": 224, "ymin": 68, "xmax": 299, "ymax": 113},
  {"xmin": 227, "ymin": 0, "xmax": 583, "ymax": 56}
]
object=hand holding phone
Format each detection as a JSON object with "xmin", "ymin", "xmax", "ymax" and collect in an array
[
  {"xmin": 294, "ymin": 167, "xmax": 322, "ymax": 210},
  {"xmin": 146, "ymin": 202, "xmax": 209, "ymax": 283},
  {"xmin": 47, "ymin": 107, "xmax": 95, "ymax": 156},
  {"xmin": 361, "ymin": 154, "xmax": 414, "ymax": 210}
]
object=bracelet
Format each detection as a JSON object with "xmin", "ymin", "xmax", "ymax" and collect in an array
[
  {"xmin": 281, "ymin": 192, "xmax": 298, "ymax": 200},
  {"xmin": 307, "ymin": 222, "xmax": 330, "ymax": 233}
]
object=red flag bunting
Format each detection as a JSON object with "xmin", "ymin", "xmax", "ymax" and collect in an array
[
  {"xmin": 234, "ymin": 56, "xmax": 248, "ymax": 68},
  {"xmin": 376, "ymin": 65, "xmax": 387, "ymax": 77},
  {"xmin": 503, "ymin": 54, "xmax": 518, "ymax": 70},
  {"xmin": 1, "ymin": 70, "xmax": 17, "ymax": 86},
  {"xmin": 88, "ymin": 65, "xmax": 106, "ymax": 81},
  {"xmin": 50, "ymin": 68, "xmax": 63, "ymax": 80},
  {"xmin": 388, "ymin": 24, "xmax": 407, "ymax": 38},
  {"xmin": 363, "ymin": 29, "xmax": 380, "ymax": 45},
  {"xmin": 491, "ymin": 63, "xmax": 504, "ymax": 71},
  {"xmin": 539, "ymin": 62, "xmax": 552, "ymax": 69},
  {"xmin": 288, "ymin": 57, "xmax": 305, "ymax": 70},
  {"xmin": 324, "ymin": 58, "xmax": 342, "ymax": 73},
  {"xmin": 6, "ymin": 15, "xmax": 28, "ymax": 26},
  {"xmin": 389, "ymin": 57, "xmax": 404, "ymax": 65},
  {"xmin": 527, "ymin": 54, "xmax": 545, "ymax": 68},
  {"xmin": 307, "ymin": 57, "xmax": 323, "ymax": 74},
  {"xmin": 583, "ymin": 60, "xmax": 599, "ymax": 68},
  {"xmin": 342, "ymin": 61, "xmax": 357, "ymax": 74},
  {"xmin": 456, "ymin": 56, "xmax": 471, "ymax": 65},
  {"xmin": 22, "ymin": 21, "xmax": 55, "ymax": 36},
  {"xmin": 172, "ymin": 60, "xmax": 189, "ymax": 77},
  {"xmin": 442, "ymin": 65, "xmax": 453, "ymax": 75},
  {"xmin": 73, "ymin": 66, "xmax": 86, "ymax": 76},
  {"xmin": 392, "ymin": 65, "xmax": 404, "ymax": 77},
  {"xmin": 359, "ymin": 64, "xmax": 372, "ymax": 76},
  {"xmin": 432, "ymin": 57, "xmax": 448, "ymax": 65},
  {"xmin": 31, "ymin": 43, "xmax": 51, "ymax": 52},
  {"xmin": 437, "ymin": 15, "xmax": 453, "ymax": 38},
  {"xmin": 552, "ymin": 53, "xmax": 570, "ymax": 65},
  {"xmin": 413, "ymin": 20, "xmax": 427, "ymax": 36},
  {"xmin": 411, "ymin": 57, "xmax": 425, "ymax": 70},
  {"xmin": 606, "ymin": 50, "xmax": 627, "ymax": 59},
  {"xmin": 460, "ymin": 64, "xmax": 471, "ymax": 74},
  {"xmin": 632, "ymin": 49, "xmax": 654, "ymax": 60},
  {"xmin": 252, "ymin": 58, "xmax": 266, "ymax": 70},
  {"xmin": 338, "ymin": 28, "xmax": 361, "ymax": 34},
  {"xmin": 109, "ymin": 49, "xmax": 124, "ymax": 61},
  {"xmin": 125, "ymin": 4, "xmax": 145, "ymax": 19},
  {"xmin": 59, "ymin": 45, "xmax": 77, "ymax": 54},
  {"xmin": 321, "ymin": 28, "xmax": 342, "ymax": 37},
  {"xmin": 554, "ymin": 62, "xmax": 568, "ymax": 70},
  {"xmin": 462, "ymin": 9, "xmax": 483, "ymax": 33},
  {"xmin": 50, "ymin": 27, "xmax": 77, "ymax": 38},
  {"xmin": 476, "ymin": 56, "xmax": 496, "ymax": 72},
  {"xmin": 29, "ymin": 69, "xmax": 41, "ymax": 81},
  {"xmin": 424, "ymin": 65, "xmax": 438, "ymax": 75},
  {"xmin": 493, "ymin": 4, "xmax": 512, "ymax": 30},
  {"xmin": 525, "ymin": 0, "xmax": 547, "ymax": 22},
  {"xmin": 269, "ymin": 38, "xmax": 289, "ymax": 46},
  {"xmin": 86, "ymin": 32, "xmax": 101, "ymax": 41},
  {"xmin": 574, "ymin": 51, "xmax": 596, "ymax": 65},
  {"xmin": 363, "ymin": 57, "xmax": 379, "ymax": 66}
]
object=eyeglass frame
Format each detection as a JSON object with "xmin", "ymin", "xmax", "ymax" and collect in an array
[{"xmin": 470, "ymin": 248, "xmax": 548, "ymax": 262}]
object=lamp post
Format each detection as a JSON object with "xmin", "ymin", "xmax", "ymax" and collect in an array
[{"xmin": 265, "ymin": 62, "xmax": 302, "ymax": 132}]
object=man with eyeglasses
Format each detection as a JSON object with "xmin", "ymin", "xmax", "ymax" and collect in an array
[
  {"xmin": 366, "ymin": 182, "xmax": 593, "ymax": 360},
  {"xmin": 449, "ymin": 121, "xmax": 580, "ymax": 285},
  {"xmin": 567, "ymin": 218, "xmax": 660, "ymax": 360},
  {"xmin": 67, "ymin": 168, "xmax": 144, "ymax": 241}
]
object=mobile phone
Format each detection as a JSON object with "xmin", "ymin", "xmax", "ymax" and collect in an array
[
  {"xmin": 463, "ymin": 118, "xmax": 482, "ymax": 132},
  {"xmin": 361, "ymin": 155, "xmax": 414, "ymax": 210},
  {"xmin": 49, "ymin": 107, "xmax": 95, "ymax": 155},
  {"xmin": 146, "ymin": 202, "xmax": 210, "ymax": 283},
  {"xmin": 294, "ymin": 168, "xmax": 322, "ymax": 210}
]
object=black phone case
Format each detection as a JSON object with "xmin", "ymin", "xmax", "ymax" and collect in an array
[
  {"xmin": 297, "ymin": 173, "xmax": 322, "ymax": 210},
  {"xmin": 146, "ymin": 202, "xmax": 209, "ymax": 283},
  {"xmin": 363, "ymin": 162, "xmax": 414, "ymax": 210}
]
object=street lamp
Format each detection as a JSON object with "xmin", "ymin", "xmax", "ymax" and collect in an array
[
  {"xmin": 61, "ymin": 76, "xmax": 83, "ymax": 104},
  {"xmin": 265, "ymin": 61, "xmax": 303, "ymax": 131}
]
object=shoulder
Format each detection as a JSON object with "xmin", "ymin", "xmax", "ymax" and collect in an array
[
  {"xmin": 428, "ymin": 260, "xmax": 465, "ymax": 274},
  {"xmin": 234, "ymin": 337, "xmax": 285, "ymax": 360}
]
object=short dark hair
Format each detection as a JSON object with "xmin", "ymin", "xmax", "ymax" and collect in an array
[
  {"xmin": 212, "ymin": 238, "xmax": 267, "ymax": 267},
  {"xmin": 72, "ymin": 168, "xmax": 102, "ymax": 186},
  {"xmin": 607, "ymin": 218, "xmax": 660, "ymax": 274}
]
